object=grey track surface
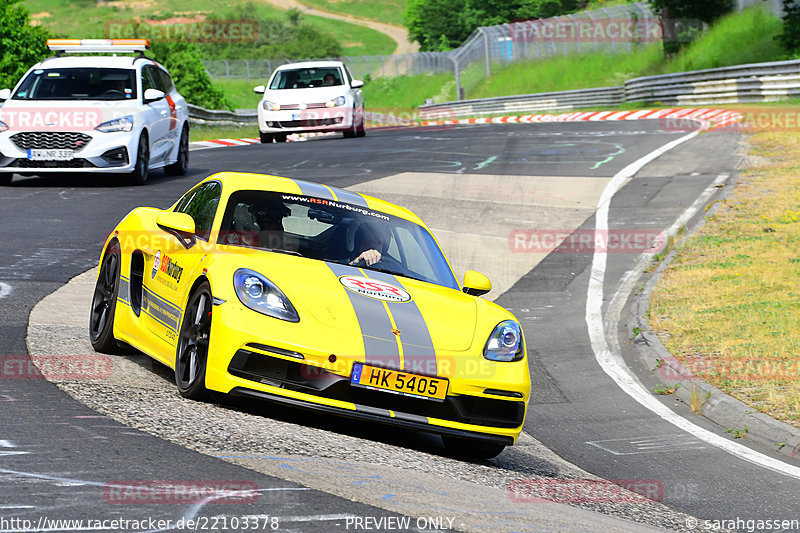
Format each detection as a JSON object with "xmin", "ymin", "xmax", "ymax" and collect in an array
[{"xmin": 3, "ymin": 122, "xmax": 796, "ymax": 531}]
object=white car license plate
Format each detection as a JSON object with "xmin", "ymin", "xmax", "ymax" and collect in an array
[{"xmin": 27, "ymin": 149, "xmax": 74, "ymax": 161}]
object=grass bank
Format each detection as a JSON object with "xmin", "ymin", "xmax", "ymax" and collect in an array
[
  {"xmin": 300, "ymin": 0, "xmax": 407, "ymax": 27},
  {"xmin": 650, "ymin": 114, "xmax": 800, "ymax": 429},
  {"xmin": 333, "ymin": 5, "xmax": 787, "ymax": 112}
]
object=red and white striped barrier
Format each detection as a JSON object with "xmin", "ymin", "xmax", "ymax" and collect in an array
[{"xmin": 190, "ymin": 108, "xmax": 743, "ymax": 149}]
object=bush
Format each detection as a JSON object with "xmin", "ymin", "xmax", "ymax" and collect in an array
[
  {"xmin": 150, "ymin": 42, "xmax": 234, "ymax": 111},
  {"xmin": 0, "ymin": 0, "xmax": 51, "ymax": 89},
  {"xmin": 780, "ymin": 0, "xmax": 800, "ymax": 55}
]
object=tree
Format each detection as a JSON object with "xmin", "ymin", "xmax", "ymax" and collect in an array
[
  {"xmin": 780, "ymin": 0, "xmax": 800, "ymax": 55},
  {"xmin": 648, "ymin": 0, "xmax": 732, "ymax": 55},
  {"xmin": 404, "ymin": 0, "xmax": 589, "ymax": 51},
  {"xmin": 150, "ymin": 41, "xmax": 234, "ymax": 111},
  {"xmin": 0, "ymin": 0, "xmax": 51, "ymax": 89}
]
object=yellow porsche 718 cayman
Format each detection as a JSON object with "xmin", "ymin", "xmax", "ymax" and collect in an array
[{"xmin": 89, "ymin": 172, "xmax": 531, "ymax": 458}]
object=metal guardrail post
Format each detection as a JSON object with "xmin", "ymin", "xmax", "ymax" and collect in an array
[
  {"xmin": 479, "ymin": 28, "xmax": 490, "ymax": 78},
  {"xmin": 224, "ymin": 60, "xmax": 230, "ymax": 81}
]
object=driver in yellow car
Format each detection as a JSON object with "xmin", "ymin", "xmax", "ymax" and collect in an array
[{"xmin": 350, "ymin": 221, "xmax": 389, "ymax": 266}]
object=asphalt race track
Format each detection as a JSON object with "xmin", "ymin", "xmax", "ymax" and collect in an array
[{"xmin": 2, "ymin": 121, "xmax": 799, "ymax": 532}]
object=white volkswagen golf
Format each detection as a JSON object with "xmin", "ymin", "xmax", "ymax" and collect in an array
[
  {"xmin": 0, "ymin": 39, "xmax": 189, "ymax": 186},
  {"xmin": 254, "ymin": 61, "xmax": 365, "ymax": 143}
]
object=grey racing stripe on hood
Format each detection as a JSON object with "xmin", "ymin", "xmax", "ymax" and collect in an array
[
  {"xmin": 326, "ymin": 262, "xmax": 401, "ymax": 369},
  {"xmin": 361, "ymin": 271, "xmax": 437, "ymax": 376}
]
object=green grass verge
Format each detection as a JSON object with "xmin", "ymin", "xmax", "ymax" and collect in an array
[
  {"xmin": 300, "ymin": 0, "xmax": 407, "ymax": 27},
  {"xmin": 333, "ymin": 5, "xmax": 788, "ymax": 112},
  {"xmin": 23, "ymin": 0, "xmax": 396, "ymax": 56},
  {"xmin": 190, "ymin": 124, "xmax": 258, "ymax": 142},
  {"xmin": 302, "ymin": 14, "xmax": 397, "ymax": 56},
  {"xmin": 650, "ymin": 115, "xmax": 800, "ymax": 428}
]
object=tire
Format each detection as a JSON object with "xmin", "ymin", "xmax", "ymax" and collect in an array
[
  {"xmin": 274, "ymin": 133, "xmax": 287, "ymax": 142},
  {"xmin": 259, "ymin": 132, "xmax": 274, "ymax": 143},
  {"xmin": 0, "ymin": 174, "xmax": 12, "ymax": 186},
  {"xmin": 89, "ymin": 242, "xmax": 121, "ymax": 354},
  {"xmin": 175, "ymin": 282, "xmax": 212, "ymax": 401},
  {"xmin": 165, "ymin": 125, "xmax": 189, "ymax": 176},
  {"xmin": 129, "ymin": 133, "xmax": 149, "ymax": 186},
  {"xmin": 343, "ymin": 108, "xmax": 358, "ymax": 138},
  {"xmin": 356, "ymin": 109, "xmax": 366, "ymax": 137},
  {"xmin": 442, "ymin": 435, "xmax": 505, "ymax": 460}
]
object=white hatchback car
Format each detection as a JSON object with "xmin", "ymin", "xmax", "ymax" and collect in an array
[
  {"xmin": 0, "ymin": 39, "xmax": 189, "ymax": 186},
  {"xmin": 254, "ymin": 61, "xmax": 365, "ymax": 143}
]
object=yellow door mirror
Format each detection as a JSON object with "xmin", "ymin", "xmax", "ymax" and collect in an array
[
  {"xmin": 463, "ymin": 270, "xmax": 491, "ymax": 296},
  {"xmin": 157, "ymin": 211, "xmax": 195, "ymax": 235}
]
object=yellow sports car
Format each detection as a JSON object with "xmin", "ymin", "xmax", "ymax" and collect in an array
[{"xmin": 90, "ymin": 172, "xmax": 530, "ymax": 458}]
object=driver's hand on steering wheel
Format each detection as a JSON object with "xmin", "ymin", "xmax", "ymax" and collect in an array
[{"xmin": 350, "ymin": 249, "xmax": 381, "ymax": 266}]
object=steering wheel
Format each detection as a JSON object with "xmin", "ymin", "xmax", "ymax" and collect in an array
[{"xmin": 100, "ymin": 89, "xmax": 125, "ymax": 97}]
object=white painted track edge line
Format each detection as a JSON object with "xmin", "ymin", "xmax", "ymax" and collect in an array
[{"xmin": 586, "ymin": 124, "xmax": 800, "ymax": 480}]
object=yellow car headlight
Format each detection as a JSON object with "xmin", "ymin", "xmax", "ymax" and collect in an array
[
  {"xmin": 233, "ymin": 268, "xmax": 299, "ymax": 322},
  {"xmin": 484, "ymin": 320, "xmax": 523, "ymax": 362}
]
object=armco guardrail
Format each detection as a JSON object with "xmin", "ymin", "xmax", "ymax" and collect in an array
[
  {"xmin": 419, "ymin": 86, "xmax": 624, "ymax": 119},
  {"xmin": 187, "ymin": 103, "xmax": 257, "ymax": 126},
  {"xmin": 420, "ymin": 59, "xmax": 800, "ymax": 119},
  {"xmin": 624, "ymin": 59, "xmax": 800, "ymax": 105}
]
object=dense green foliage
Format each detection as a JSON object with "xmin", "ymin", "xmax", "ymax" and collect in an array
[
  {"xmin": 198, "ymin": 3, "xmax": 343, "ymax": 60},
  {"xmin": 404, "ymin": 0, "xmax": 589, "ymax": 51},
  {"xmin": 150, "ymin": 41, "xmax": 234, "ymax": 111},
  {"xmin": 648, "ymin": 0, "xmax": 734, "ymax": 54},
  {"xmin": 647, "ymin": 0, "xmax": 734, "ymax": 23},
  {"xmin": 0, "ymin": 0, "xmax": 50, "ymax": 89},
  {"xmin": 780, "ymin": 0, "xmax": 800, "ymax": 54}
]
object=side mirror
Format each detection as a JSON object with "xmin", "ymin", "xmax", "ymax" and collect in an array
[
  {"xmin": 157, "ymin": 211, "xmax": 195, "ymax": 245},
  {"xmin": 351, "ymin": 80, "xmax": 364, "ymax": 89},
  {"xmin": 462, "ymin": 270, "xmax": 491, "ymax": 296},
  {"xmin": 253, "ymin": 85, "xmax": 266, "ymax": 94},
  {"xmin": 0, "ymin": 89, "xmax": 10, "ymax": 101},
  {"xmin": 143, "ymin": 88, "xmax": 165, "ymax": 103}
]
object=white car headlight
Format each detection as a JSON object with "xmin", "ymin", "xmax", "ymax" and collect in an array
[
  {"xmin": 233, "ymin": 268, "xmax": 299, "ymax": 322},
  {"xmin": 325, "ymin": 96, "xmax": 346, "ymax": 108},
  {"xmin": 0, "ymin": 120, "xmax": 8, "ymax": 133},
  {"xmin": 262, "ymin": 100, "xmax": 280, "ymax": 111},
  {"xmin": 484, "ymin": 320, "xmax": 523, "ymax": 362},
  {"xmin": 95, "ymin": 115, "xmax": 133, "ymax": 133}
]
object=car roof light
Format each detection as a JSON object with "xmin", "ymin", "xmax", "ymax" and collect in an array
[{"xmin": 46, "ymin": 39, "xmax": 151, "ymax": 54}]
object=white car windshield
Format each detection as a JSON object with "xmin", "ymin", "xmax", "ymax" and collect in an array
[
  {"xmin": 269, "ymin": 68, "xmax": 344, "ymax": 89},
  {"xmin": 217, "ymin": 191, "xmax": 459, "ymax": 290},
  {"xmin": 13, "ymin": 68, "xmax": 137, "ymax": 101}
]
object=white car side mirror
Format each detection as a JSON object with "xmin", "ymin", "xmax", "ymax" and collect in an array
[
  {"xmin": 351, "ymin": 80, "xmax": 364, "ymax": 89},
  {"xmin": 253, "ymin": 85, "xmax": 266, "ymax": 94},
  {"xmin": 143, "ymin": 88, "xmax": 165, "ymax": 102},
  {"xmin": 0, "ymin": 89, "xmax": 11, "ymax": 101}
]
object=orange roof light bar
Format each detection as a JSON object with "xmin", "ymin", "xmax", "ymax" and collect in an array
[{"xmin": 47, "ymin": 39, "xmax": 150, "ymax": 53}]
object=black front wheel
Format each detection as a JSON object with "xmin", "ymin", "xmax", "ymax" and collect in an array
[
  {"xmin": 129, "ymin": 133, "xmax": 149, "ymax": 186},
  {"xmin": 165, "ymin": 125, "xmax": 189, "ymax": 176},
  {"xmin": 175, "ymin": 282, "xmax": 212, "ymax": 400},
  {"xmin": 0, "ymin": 174, "xmax": 12, "ymax": 186},
  {"xmin": 89, "ymin": 242, "xmax": 121, "ymax": 353},
  {"xmin": 259, "ymin": 132, "xmax": 274, "ymax": 143}
]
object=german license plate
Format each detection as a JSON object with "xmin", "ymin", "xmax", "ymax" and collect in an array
[
  {"xmin": 350, "ymin": 363, "xmax": 448, "ymax": 401},
  {"xmin": 27, "ymin": 149, "xmax": 73, "ymax": 161}
]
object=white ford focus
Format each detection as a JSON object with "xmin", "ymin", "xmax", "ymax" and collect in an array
[
  {"xmin": 254, "ymin": 61, "xmax": 365, "ymax": 143},
  {"xmin": 0, "ymin": 39, "xmax": 189, "ymax": 186}
]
